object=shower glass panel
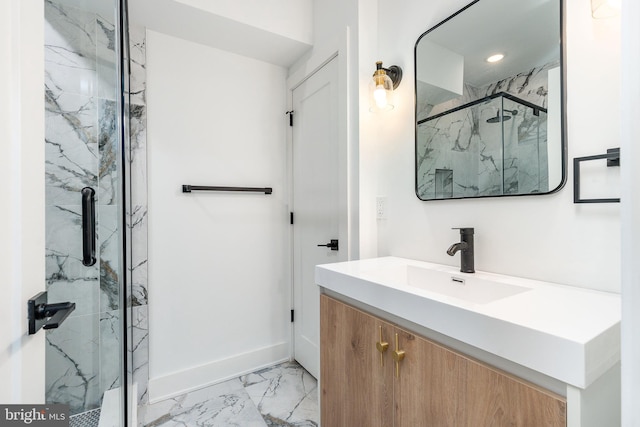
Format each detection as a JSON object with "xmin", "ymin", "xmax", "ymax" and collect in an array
[
  {"xmin": 44, "ymin": 0, "xmax": 127, "ymax": 425},
  {"xmin": 501, "ymin": 97, "xmax": 549, "ymax": 195},
  {"xmin": 417, "ymin": 92, "xmax": 548, "ymax": 199}
]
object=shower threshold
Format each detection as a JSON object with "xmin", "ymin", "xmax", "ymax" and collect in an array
[{"xmin": 68, "ymin": 388, "xmax": 123, "ymax": 427}]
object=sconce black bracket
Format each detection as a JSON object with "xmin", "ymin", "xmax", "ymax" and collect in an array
[
  {"xmin": 573, "ymin": 147, "xmax": 620, "ymax": 204},
  {"xmin": 384, "ymin": 65, "xmax": 403, "ymax": 90},
  {"xmin": 373, "ymin": 64, "xmax": 403, "ymax": 90}
]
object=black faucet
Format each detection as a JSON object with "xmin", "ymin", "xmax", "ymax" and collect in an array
[{"xmin": 447, "ymin": 227, "xmax": 475, "ymax": 273}]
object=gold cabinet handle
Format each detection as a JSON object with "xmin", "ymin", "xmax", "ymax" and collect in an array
[
  {"xmin": 392, "ymin": 333, "xmax": 406, "ymax": 378},
  {"xmin": 376, "ymin": 325, "xmax": 389, "ymax": 367}
]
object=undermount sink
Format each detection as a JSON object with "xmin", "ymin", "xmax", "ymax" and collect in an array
[
  {"xmin": 358, "ymin": 263, "xmax": 531, "ymax": 305},
  {"xmin": 406, "ymin": 265, "xmax": 531, "ymax": 304}
]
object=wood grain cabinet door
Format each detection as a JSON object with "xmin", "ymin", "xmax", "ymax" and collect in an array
[
  {"xmin": 461, "ymin": 357, "xmax": 566, "ymax": 426},
  {"xmin": 394, "ymin": 326, "xmax": 566, "ymax": 427},
  {"xmin": 393, "ymin": 327, "xmax": 466, "ymax": 427},
  {"xmin": 320, "ymin": 295, "xmax": 394, "ymax": 427},
  {"xmin": 321, "ymin": 297, "xmax": 566, "ymax": 427}
]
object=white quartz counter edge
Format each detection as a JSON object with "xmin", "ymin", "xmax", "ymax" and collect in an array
[{"xmin": 315, "ymin": 257, "xmax": 621, "ymax": 389}]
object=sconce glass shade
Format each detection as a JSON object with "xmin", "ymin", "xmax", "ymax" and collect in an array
[
  {"xmin": 369, "ymin": 62, "xmax": 396, "ymax": 112},
  {"xmin": 591, "ymin": 0, "xmax": 621, "ymax": 18}
]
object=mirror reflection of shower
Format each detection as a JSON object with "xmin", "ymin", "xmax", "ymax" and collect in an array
[{"xmin": 416, "ymin": 92, "xmax": 549, "ymax": 199}]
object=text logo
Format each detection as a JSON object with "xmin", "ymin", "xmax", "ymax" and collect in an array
[{"xmin": 0, "ymin": 405, "xmax": 68, "ymax": 426}]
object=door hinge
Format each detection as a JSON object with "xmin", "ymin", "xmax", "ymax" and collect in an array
[
  {"xmin": 290, "ymin": 212, "xmax": 294, "ymax": 225},
  {"xmin": 285, "ymin": 110, "xmax": 294, "ymax": 126},
  {"xmin": 291, "ymin": 309, "xmax": 295, "ymax": 322}
]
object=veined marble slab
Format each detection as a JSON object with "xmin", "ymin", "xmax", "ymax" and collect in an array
[
  {"xmin": 139, "ymin": 362, "xmax": 318, "ymax": 427},
  {"xmin": 241, "ymin": 362, "xmax": 318, "ymax": 426}
]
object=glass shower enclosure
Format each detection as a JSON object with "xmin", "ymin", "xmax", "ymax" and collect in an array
[
  {"xmin": 417, "ymin": 92, "xmax": 548, "ymax": 199},
  {"xmin": 44, "ymin": 0, "xmax": 129, "ymax": 425}
]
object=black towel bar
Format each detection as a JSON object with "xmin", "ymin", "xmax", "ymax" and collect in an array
[{"xmin": 182, "ymin": 185, "xmax": 272, "ymax": 195}]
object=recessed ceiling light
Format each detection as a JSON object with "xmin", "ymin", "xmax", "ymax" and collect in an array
[
  {"xmin": 606, "ymin": 0, "xmax": 621, "ymax": 9},
  {"xmin": 486, "ymin": 54, "xmax": 505, "ymax": 63},
  {"xmin": 592, "ymin": 0, "xmax": 621, "ymax": 18}
]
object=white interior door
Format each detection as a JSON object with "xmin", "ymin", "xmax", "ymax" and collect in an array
[{"xmin": 292, "ymin": 57, "xmax": 345, "ymax": 379}]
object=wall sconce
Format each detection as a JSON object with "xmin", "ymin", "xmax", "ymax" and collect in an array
[
  {"xmin": 369, "ymin": 61, "xmax": 403, "ymax": 112},
  {"xmin": 591, "ymin": 0, "xmax": 621, "ymax": 18}
]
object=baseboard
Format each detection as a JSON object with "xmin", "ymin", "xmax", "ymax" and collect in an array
[{"xmin": 148, "ymin": 342, "xmax": 289, "ymax": 403}]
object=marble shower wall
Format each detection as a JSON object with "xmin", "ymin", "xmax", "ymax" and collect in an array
[
  {"xmin": 418, "ymin": 61, "xmax": 557, "ymax": 121},
  {"xmin": 127, "ymin": 25, "xmax": 150, "ymax": 410},
  {"xmin": 416, "ymin": 62, "xmax": 555, "ymax": 199},
  {"xmin": 44, "ymin": 0, "xmax": 123, "ymax": 415}
]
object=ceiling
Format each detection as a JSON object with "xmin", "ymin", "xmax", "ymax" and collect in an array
[
  {"xmin": 128, "ymin": 0, "xmax": 313, "ymax": 68},
  {"xmin": 416, "ymin": 0, "xmax": 561, "ymax": 88}
]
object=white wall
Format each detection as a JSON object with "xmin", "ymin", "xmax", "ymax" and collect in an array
[
  {"xmin": 310, "ymin": 0, "xmax": 357, "ymax": 55},
  {"xmin": 0, "ymin": 0, "xmax": 45, "ymax": 404},
  {"xmin": 289, "ymin": 0, "xmax": 371, "ymax": 260},
  {"xmin": 357, "ymin": 0, "xmax": 382, "ymax": 260},
  {"xmin": 146, "ymin": 30, "xmax": 289, "ymax": 400},
  {"xmin": 620, "ymin": 0, "xmax": 640, "ymax": 422},
  {"xmin": 364, "ymin": 0, "xmax": 622, "ymax": 292}
]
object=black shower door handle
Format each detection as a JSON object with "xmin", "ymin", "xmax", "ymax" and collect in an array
[
  {"xmin": 27, "ymin": 291, "xmax": 76, "ymax": 334},
  {"xmin": 81, "ymin": 187, "xmax": 96, "ymax": 266}
]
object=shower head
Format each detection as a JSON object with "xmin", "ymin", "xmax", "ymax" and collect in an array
[
  {"xmin": 486, "ymin": 109, "xmax": 518, "ymax": 123},
  {"xmin": 487, "ymin": 111, "xmax": 511, "ymax": 123}
]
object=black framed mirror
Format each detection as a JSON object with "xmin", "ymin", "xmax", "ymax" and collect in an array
[{"xmin": 414, "ymin": 0, "xmax": 566, "ymax": 201}]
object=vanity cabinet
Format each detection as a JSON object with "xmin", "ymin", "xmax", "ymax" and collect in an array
[{"xmin": 320, "ymin": 295, "xmax": 567, "ymax": 426}]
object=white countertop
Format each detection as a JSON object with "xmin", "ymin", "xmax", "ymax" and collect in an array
[{"xmin": 315, "ymin": 256, "xmax": 620, "ymax": 389}]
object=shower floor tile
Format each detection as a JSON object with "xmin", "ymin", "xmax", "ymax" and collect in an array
[{"xmin": 139, "ymin": 361, "xmax": 318, "ymax": 427}]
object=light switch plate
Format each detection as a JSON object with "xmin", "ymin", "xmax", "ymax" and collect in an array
[{"xmin": 376, "ymin": 196, "xmax": 387, "ymax": 219}]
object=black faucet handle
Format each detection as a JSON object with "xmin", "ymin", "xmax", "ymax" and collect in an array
[
  {"xmin": 452, "ymin": 227, "xmax": 474, "ymax": 234},
  {"xmin": 450, "ymin": 228, "xmax": 475, "ymax": 273}
]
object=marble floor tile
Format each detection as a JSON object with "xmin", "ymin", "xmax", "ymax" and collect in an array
[
  {"xmin": 242, "ymin": 362, "xmax": 318, "ymax": 427},
  {"xmin": 139, "ymin": 362, "xmax": 318, "ymax": 427},
  {"xmin": 140, "ymin": 379, "xmax": 266, "ymax": 427}
]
